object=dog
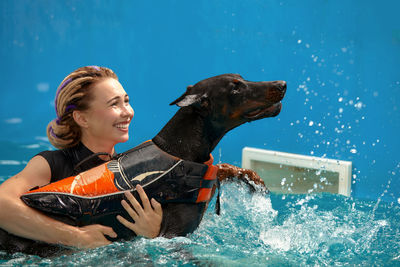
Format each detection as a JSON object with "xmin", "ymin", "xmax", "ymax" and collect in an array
[
  {"xmin": 152, "ymin": 73, "xmax": 286, "ymax": 236},
  {"xmin": 7, "ymin": 74, "xmax": 286, "ymax": 256}
]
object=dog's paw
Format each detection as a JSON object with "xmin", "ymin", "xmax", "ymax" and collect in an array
[
  {"xmin": 240, "ymin": 169, "xmax": 265, "ymax": 186},
  {"xmin": 243, "ymin": 174, "xmax": 269, "ymax": 194},
  {"xmin": 216, "ymin": 163, "xmax": 268, "ymax": 193}
]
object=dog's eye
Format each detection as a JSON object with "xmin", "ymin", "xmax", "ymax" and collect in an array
[{"xmin": 230, "ymin": 79, "xmax": 245, "ymax": 95}]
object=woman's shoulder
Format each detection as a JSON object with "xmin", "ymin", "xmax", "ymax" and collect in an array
[
  {"xmin": 36, "ymin": 149, "xmax": 67, "ymax": 161},
  {"xmin": 35, "ymin": 143, "xmax": 106, "ymax": 182},
  {"xmin": 36, "ymin": 143, "xmax": 87, "ymax": 165},
  {"xmin": 35, "ymin": 146, "xmax": 77, "ymax": 182}
]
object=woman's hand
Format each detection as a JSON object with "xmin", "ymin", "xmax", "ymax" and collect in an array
[
  {"xmin": 116, "ymin": 185, "xmax": 162, "ymax": 238},
  {"xmin": 71, "ymin": 224, "xmax": 117, "ymax": 249}
]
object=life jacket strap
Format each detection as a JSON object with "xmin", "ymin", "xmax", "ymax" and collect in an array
[{"xmin": 195, "ymin": 160, "xmax": 218, "ymax": 203}]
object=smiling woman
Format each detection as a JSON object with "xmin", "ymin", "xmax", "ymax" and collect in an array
[
  {"xmin": 0, "ymin": 66, "xmax": 162, "ymax": 256},
  {"xmin": 71, "ymin": 78, "xmax": 134, "ymax": 155}
]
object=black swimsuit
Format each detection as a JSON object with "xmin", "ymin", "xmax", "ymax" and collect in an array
[
  {"xmin": 0, "ymin": 143, "xmax": 109, "ymax": 257},
  {"xmin": 37, "ymin": 142, "xmax": 111, "ymax": 183}
]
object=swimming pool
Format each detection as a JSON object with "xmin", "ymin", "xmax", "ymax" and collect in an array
[
  {"xmin": 1, "ymin": 0, "xmax": 400, "ymax": 265},
  {"xmin": 1, "ymin": 143, "xmax": 399, "ymax": 266}
]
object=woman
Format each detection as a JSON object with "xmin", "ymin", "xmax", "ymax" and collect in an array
[{"xmin": 0, "ymin": 66, "xmax": 162, "ymax": 253}]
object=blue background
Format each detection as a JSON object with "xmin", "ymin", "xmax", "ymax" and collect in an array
[{"xmin": 1, "ymin": 0, "xmax": 399, "ymax": 202}]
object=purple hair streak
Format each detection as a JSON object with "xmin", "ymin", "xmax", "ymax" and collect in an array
[
  {"xmin": 54, "ymin": 66, "xmax": 99, "ymax": 115},
  {"xmin": 55, "ymin": 77, "xmax": 72, "ymax": 114},
  {"xmin": 66, "ymin": 104, "xmax": 76, "ymax": 112},
  {"xmin": 49, "ymin": 126, "xmax": 57, "ymax": 138},
  {"xmin": 89, "ymin": 65, "xmax": 101, "ymax": 71}
]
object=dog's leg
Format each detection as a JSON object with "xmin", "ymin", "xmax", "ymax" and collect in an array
[{"xmin": 216, "ymin": 163, "xmax": 267, "ymax": 191}]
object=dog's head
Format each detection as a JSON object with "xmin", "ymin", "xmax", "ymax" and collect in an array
[{"xmin": 170, "ymin": 74, "xmax": 286, "ymax": 130}]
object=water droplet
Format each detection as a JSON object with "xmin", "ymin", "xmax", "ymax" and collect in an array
[
  {"xmin": 350, "ymin": 148, "xmax": 357, "ymax": 154},
  {"xmin": 354, "ymin": 101, "xmax": 363, "ymax": 110},
  {"xmin": 309, "ymin": 121, "xmax": 314, "ymax": 126}
]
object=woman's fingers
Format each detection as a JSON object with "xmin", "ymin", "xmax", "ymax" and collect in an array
[
  {"xmin": 136, "ymin": 184, "xmax": 152, "ymax": 211},
  {"xmin": 124, "ymin": 190, "xmax": 144, "ymax": 217},
  {"xmin": 99, "ymin": 225, "xmax": 118, "ymax": 239},
  {"xmin": 151, "ymin": 198, "xmax": 163, "ymax": 216},
  {"xmin": 116, "ymin": 215, "xmax": 137, "ymax": 232},
  {"xmin": 78, "ymin": 224, "xmax": 116, "ymax": 248},
  {"xmin": 121, "ymin": 199, "xmax": 139, "ymax": 221}
]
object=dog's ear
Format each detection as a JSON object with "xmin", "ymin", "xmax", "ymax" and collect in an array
[
  {"xmin": 169, "ymin": 93, "xmax": 202, "ymax": 107},
  {"xmin": 170, "ymin": 85, "xmax": 207, "ymax": 107}
]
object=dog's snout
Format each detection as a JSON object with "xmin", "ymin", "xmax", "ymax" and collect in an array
[{"xmin": 275, "ymin": 81, "xmax": 287, "ymax": 93}]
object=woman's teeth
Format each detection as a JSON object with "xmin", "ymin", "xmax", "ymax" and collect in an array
[{"xmin": 115, "ymin": 123, "xmax": 129, "ymax": 129}]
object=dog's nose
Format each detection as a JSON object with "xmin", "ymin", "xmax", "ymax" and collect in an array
[{"xmin": 273, "ymin": 81, "xmax": 287, "ymax": 93}]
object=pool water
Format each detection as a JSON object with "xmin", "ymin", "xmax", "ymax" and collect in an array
[{"xmin": 1, "ymin": 144, "xmax": 400, "ymax": 266}]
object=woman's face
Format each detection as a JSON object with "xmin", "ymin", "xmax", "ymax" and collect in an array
[{"xmin": 82, "ymin": 78, "xmax": 134, "ymax": 146}]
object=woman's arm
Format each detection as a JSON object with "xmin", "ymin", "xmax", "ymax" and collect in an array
[{"xmin": 0, "ymin": 155, "xmax": 116, "ymax": 249}]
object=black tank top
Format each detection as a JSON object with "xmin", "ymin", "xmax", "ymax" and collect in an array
[{"xmin": 37, "ymin": 142, "xmax": 111, "ymax": 182}]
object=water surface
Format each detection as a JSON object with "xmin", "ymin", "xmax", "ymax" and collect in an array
[{"xmin": 1, "ymin": 175, "xmax": 399, "ymax": 266}]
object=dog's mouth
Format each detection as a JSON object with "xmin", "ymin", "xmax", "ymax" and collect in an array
[{"xmin": 243, "ymin": 102, "xmax": 282, "ymax": 120}]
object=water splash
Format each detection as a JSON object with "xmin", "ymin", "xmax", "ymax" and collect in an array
[{"xmin": 2, "ymin": 181, "xmax": 399, "ymax": 266}]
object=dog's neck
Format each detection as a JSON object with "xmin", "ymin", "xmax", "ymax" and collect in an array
[{"xmin": 153, "ymin": 107, "xmax": 225, "ymax": 163}]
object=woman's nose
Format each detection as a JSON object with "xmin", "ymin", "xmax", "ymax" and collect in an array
[{"xmin": 122, "ymin": 104, "xmax": 134, "ymax": 119}]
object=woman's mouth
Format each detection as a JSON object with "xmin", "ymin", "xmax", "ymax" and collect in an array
[{"xmin": 114, "ymin": 122, "xmax": 130, "ymax": 130}]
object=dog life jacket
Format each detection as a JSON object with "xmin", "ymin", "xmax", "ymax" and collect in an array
[{"xmin": 21, "ymin": 140, "xmax": 218, "ymax": 240}]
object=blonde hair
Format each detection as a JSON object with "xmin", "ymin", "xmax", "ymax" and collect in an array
[{"xmin": 47, "ymin": 66, "xmax": 118, "ymax": 149}]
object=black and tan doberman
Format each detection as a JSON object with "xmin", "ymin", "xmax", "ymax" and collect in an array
[{"xmin": 153, "ymin": 73, "xmax": 286, "ymax": 236}]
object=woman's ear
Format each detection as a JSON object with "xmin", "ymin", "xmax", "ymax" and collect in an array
[{"xmin": 72, "ymin": 110, "xmax": 89, "ymax": 128}]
